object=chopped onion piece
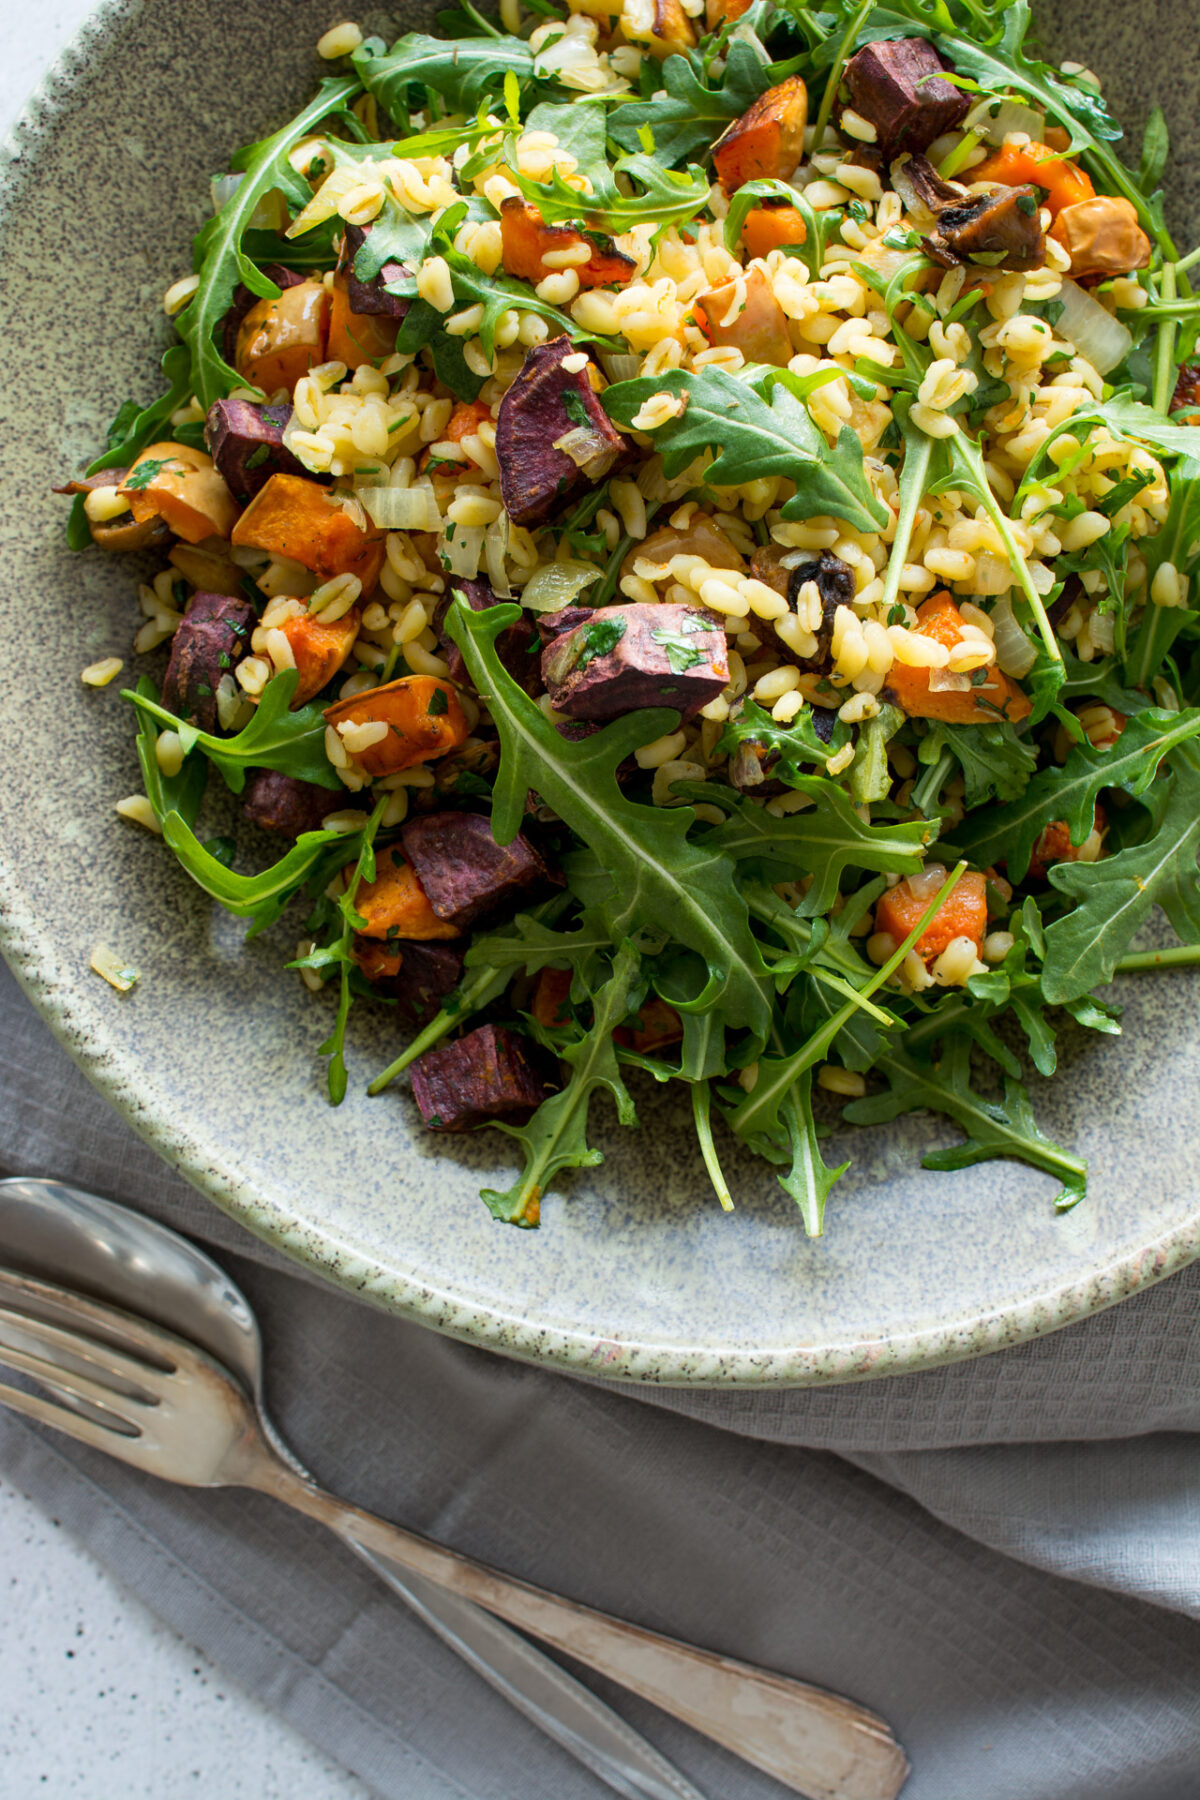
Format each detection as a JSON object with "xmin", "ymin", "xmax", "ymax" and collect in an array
[
  {"xmin": 552, "ymin": 425, "xmax": 620, "ymax": 480},
  {"xmin": 444, "ymin": 523, "xmax": 484, "ymax": 579},
  {"xmin": 485, "ymin": 514, "xmax": 512, "ymax": 597},
  {"xmin": 990, "ymin": 592, "xmax": 1038, "ymax": 678},
  {"xmin": 599, "ymin": 352, "xmax": 644, "ymax": 383},
  {"xmin": 928, "ymin": 667, "xmax": 973, "ymax": 693},
  {"xmin": 521, "ymin": 558, "xmax": 604, "ymax": 613},
  {"xmin": 359, "ymin": 483, "xmax": 442, "ymax": 531},
  {"xmin": 286, "ymin": 164, "xmax": 361, "ymax": 238},
  {"xmin": 1054, "ymin": 278, "xmax": 1133, "ymax": 376},
  {"xmin": 963, "ymin": 97, "xmax": 1046, "ymax": 147}
]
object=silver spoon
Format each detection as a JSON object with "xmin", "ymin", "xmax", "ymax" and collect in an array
[
  {"xmin": 0, "ymin": 1176, "xmax": 706, "ymax": 1800},
  {"xmin": 0, "ymin": 1176, "xmax": 908, "ymax": 1800}
]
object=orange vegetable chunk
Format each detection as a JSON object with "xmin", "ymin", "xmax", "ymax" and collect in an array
[
  {"xmin": 972, "ymin": 142, "xmax": 1094, "ymax": 219},
  {"xmin": 235, "ymin": 278, "xmax": 330, "ymax": 394},
  {"xmin": 875, "ymin": 870, "xmax": 987, "ymax": 961},
  {"xmin": 622, "ymin": 0, "xmax": 696, "ymax": 59},
  {"xmin": 532, "ymin": 966, "xmax": 574, "ymax": 1029},
  {"xmin": 740, "ymin": 203, "xmax": 809, "ymax": 260},
  {"xmin": 713, "ymin": 76, "xmax": 808, "ymax": 192},
  {"xmin": 694, "ymin": 266, "xmax": 793, "ymax": 366},
  {"xmin": 231, "ymin": 473, "xmax": 385, "ymax": 592},
  {"xmin": 355, "ymin": 848, "xmax": 462, "ymax": 941},
  {"xmin": 323, "ymin": 675, "xmax": 468, "ymax": 777},
  {"xmin": 326, "ymin": 270, "xmax": 400, "ymax": 370},
  {"xmin": 499, "ymin": 200, "xmax": 636, "ymax": 290},
  {"xmin": 887, "ymin": 592, "xmax": 1032, "ymax": 724},
  {"xmin": 277, "ymin": 606, "xmax": 361, "ymax": 706},
  {"xmin": 1049, "ymin": 196, "xmax": 1152, "ymax": 276},
  {"xmin": 705, "ymin": 0, "xmax": 754, "ymax": 26},
  {"xmin": 121, "ymin": 442, "xmax": 239, "ymax": 545}
]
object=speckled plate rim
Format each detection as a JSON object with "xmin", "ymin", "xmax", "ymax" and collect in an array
[{"xmin": 4, "ymin": 0, "xmax": 1199, "ymax": 1389}]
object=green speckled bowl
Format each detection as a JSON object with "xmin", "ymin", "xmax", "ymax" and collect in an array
[{"xmin": 2, "ymin": 0, "xmax": 1198, "ymax": 1386}]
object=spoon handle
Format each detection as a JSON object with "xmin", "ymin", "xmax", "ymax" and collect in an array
[{"xmin": 253, "ymin": 1458, "xmax": 907, "ymax": 1800}]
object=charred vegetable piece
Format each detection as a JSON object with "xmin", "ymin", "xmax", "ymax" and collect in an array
[
  {"xmin": 495, "ymin": 337, "xmax": 629, "ymax": 528},
  {"xmin": 740, "ymin": 201, "xmax": 809, "ymax": 260},
  {"xmin": 221, "ymin": 263, "xmax": 307, "ymax": 366},
  {"xmin": 889, "ymin": 152, "xmax": 965, "ymax": 222},
  {"xmin": 885, "ymin": 592, "xmax": 1032, "ymax": 724},
  {"xmin": 339, "ymin": 223, "xmax": 412, "ymax": 319},
  {"xmin": 435, "ymin": 577, "xmax": 543, "ymax": 696},
  {"xmin": 705, "ymin": 0, "xmax": 753, "ymax": 27},
  {"xmin": 842, "ymin": 39, "xmax": 968, "ymax": 160},
  {"xmin": 234, "ymin": 278, "xmax": 330, "ymax": 395},
  {"xmin": 748, "ymin": 543, "xmax": 792, "ymax": 600},
  {"xmin": 695, "ymin": 265, "xmax": 793, "ymax": 366},
  {"xmin": 352, "ymin": 936, "xmax": 465, "ymax": 1028},
  {"xmin": 1027, "ymin": 804, "xmax": 1107, "ymax": 880},
  {"xmin": 243, "ymin": 769, "xmax": 333, "ymax": 837},
  {"xmin": 929, "ymin": 187, "xmax": 1046, "ymax": 272},
  {"xmin": 713, "ymin": 75, "xmax": 808, "ymax": 192},
  {"xmin": 231, "ymin": 473, "xmax": 385, "ymax": 591},
  {"xmin": 355, "ymin": 845, "xmax": 462, "ymax": 940},
  {"xmin": 875, "ymin": 870, "xmax": 987, "ymax": 962},
  {"xmin": 326, "ymin": 270, "xmax": 401, "ymax": 370},
  {"xmin": 161, "ymin": 591, "xmax": 255, "ymax": 732},
  {"xmin": 120, "ymin": 441, "xmax": 239, "ymax": 544},
  {"xmin": 274, "ymin": 606, "xmax": 361, "ymax": 707},
  {"xmin": 323, "ymin": 675, "xmax": 468, "ymax": 776},
  {"xmin": 1171, "ymin": 364, "xmax": 1200, "ymax": 418},
  {"xmin": 400, "ymin": 810, "xmax": 553, "ymax": 932},
  {"xmin": 204, "ymin": 398, "xmax": 310, "ymax": 502},
  {"xmin": 499, "ymin": 199, "xmax": 636, "ymax": 291},
  {"xmin": 53, "ymin": 470, "xmax": 171, "ymax": 553},
  {"xmin": 531, "ymin": 965, "xmax": 574, "ymax": 1029},
  {"xmin": 541, "ymin": 602, "xmax": 728, "ymax": 722},
  {"xmin": 619, "ymin": 0, "xmax": 696, "ymax": 60},
  {"xmin": 410, "ymin": 1023, "xmax": 549, "ymax": 1132},
  {"xmin": 787, "ymin": 551, "xmax": 856, "ymax": 672},
  {"xmin": 1049, "ymin": 197, "xmax": 1152, "ymax": 276}
]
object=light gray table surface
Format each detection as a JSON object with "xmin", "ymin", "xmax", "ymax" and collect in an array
[{"xmin": 0, "ymin": 8, "xmax": 365, "ymax": 1795}]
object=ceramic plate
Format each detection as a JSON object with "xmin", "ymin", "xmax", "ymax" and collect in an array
[{"xmin": 2, "ymin": 0, "xmax": 1198, "ymax": 1385}]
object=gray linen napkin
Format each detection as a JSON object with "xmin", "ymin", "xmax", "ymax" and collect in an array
[{"xmin": 3, "ymin": 952, "xmax": 1200, "ymax": 1800}]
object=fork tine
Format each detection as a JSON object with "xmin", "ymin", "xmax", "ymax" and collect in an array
[
  {"xmin": 0, "ymin": 1304, "xmax": 167, "ymax": 1401},
  {"xmin": 0, "ymin": 1269, "xmax": 177, "ymax": 1371},
  {"xmin": 0, "ymin": 1339, "xmax": 145, "ymax": 1433},
  {"xmin": 0, "ymin": 1376, "xmax": 141, "ymax": 1454}
]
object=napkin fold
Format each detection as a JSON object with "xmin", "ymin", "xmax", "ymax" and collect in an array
[{"xmin": 3, "ymin": 957, "xmax": 1200, "ymax": 1800}]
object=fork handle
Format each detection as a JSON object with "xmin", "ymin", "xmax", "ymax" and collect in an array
[{"xmin": 252, "ymin": 1458, "xmax": 907, "ymax": 1800}]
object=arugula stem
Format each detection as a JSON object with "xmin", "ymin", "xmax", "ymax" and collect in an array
[
  {"xmin": 952, "ymin": 430, "xmax": 1061, "ymax": 664},
  {"xmin": 810, "ymin": 0, "xmax": 874, "ymax": 157},
  {"xmin": 316, "ymin": 794, "xmax": 389, "ymax": 1106},
  {"xmin": 1153, "ymin": 261, "xmax": 1179, "ymax": 415},
  {"xmin": 1170, "ymin": 245, "xmax": 1200, "ymax": 277},
  {"xmin": 691, "ymin": 1081, "xmax": 735, "ymax": 1212},
  {"xmin": 937, "ymin": 130, "xmax": 983, "ymax": 182},
  {"xmin": 1115, "ymin": 942, "xmax": 1200, "ymax": 973},
  {"xmin": 879, "ymin": 429, "xmax": 933, "ymax": 621}
]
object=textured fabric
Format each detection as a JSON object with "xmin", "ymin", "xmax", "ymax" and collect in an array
[{"xmin": 4, "ymin": 964, "xmax": 1200, "ymax": 1800}]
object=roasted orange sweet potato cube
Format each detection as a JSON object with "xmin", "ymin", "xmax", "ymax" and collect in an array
[
  {"xmin": 1027, "ymin": 804, "xmax": 1107, "ymax": 880},
  {"xmin": 694, "ymin": 266, "xmax": 793, "ymax": 366},
  {"xmin": 276, "ymin": 606, "xmax": 361, "ymax": 706},
  {"xmin": 121, "ymin": 442, "xmax": 239, "ymax": 544},
  {"xmin": 1048, "ymin": 196, "xmax": 1152, "ymax": 277},
  {"xmin": 422, "ymin": 400, "xmax": 494, "ymax": 477},
  {"xmin": 875, "ymin": 870, "xmax": 988, "ymax": 961},
  {"xmin": 713, "ymin": 75, "xmax": 808, "ymax": 193},
  {"xmin": 886, "ymin": 592, "xmax": 1032, "ymax": 725},
  {"xmin": 621, "ymin": 997, "xmax": 684, "ymax": 1054},
  {"xmin": 499, "ymin": 200, "xmax": 637, "ymax": 290},
  {"xmin": 620, "ymin": 0, "xmax": 696, "ymax": 58},
  {"xmin": 231, "ymin": 474, "xmax": 386, "ymax": 592},
  {"xmin": 326, "ymin": 270, "xmax": 400, "ymax": 370},
  {"xmin": 740, "ymin": 202, "xmax": 809, "ymax": 260},
  {"xmin": 531, "ymin": 966, "xmax": 574, "ymax": 1029},
  {"xmin": 235, "ymin": 278, "xmax": 330, "ymax": 394},
  {"xmin": 354, "ymin": 848, "xmax": 462, "ymax": 941},
  {"xmin": 705, "ymin": 0, "xmax": 754, "ymax": 27},
  {"xmin": 323, "ymin": 675, "xmax": 468, "ymax": 777}
]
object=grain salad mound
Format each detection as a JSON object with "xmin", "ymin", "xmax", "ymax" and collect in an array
[{"xmin": 59, "ymin": 0, "xmax": 1200, "ymax": 1229}]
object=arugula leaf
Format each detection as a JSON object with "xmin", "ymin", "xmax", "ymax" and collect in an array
[
  {"xmin": 79, "ymin": 345, "xmax": 194, "ymax": 485},
  {"xmin": 602, "ymin": 366, "xmax": 887, "ymax": 533},
  {"xmin": 722, "ymin": 178, "xmax": 847, "ymax": 277},
  {"xmin": 716, "ymin": 697, "xmax": 850, "ymax": 778},
  {"xmin": 511, "ymin": 102, "xmax": 711, "ymax": 233},
  {"xmin": 1040, "ymin": 746, "xmax": 1200, "ymax": 1002},
  {"xmin": 132, "ymin": 677, "xmax": 208, "ymax": 829},
  {"xmin": 159, "ymin": 813, "xmax": 358, "ymax": 938},
  {"xmin": 914, "ymin": 719, "xmax": 1038, "ymax": 812},
  {"xmin": 123, "ymin": 670, "xmax": 341, "ymax": 795},
  {"xmin": 849, "ymin": 703, "xmax": 905, "ymax": 806},
  {"xmin": 1123, "ymin": 454, "xmax": 1200, "ymax": 689},
  {"xmin": 608, "ymin": 38, "xmax": 774, "ymax": 167},
  {"xmin": 353, "ymin": 30, "xmax": 558, "ymax": 125},
  {"xmin": 448, "ymin": 601, "xmax": 774, "ymax": 1035},
  {"xmin": 948, "ymin": 706, "xmax": 1200, "ymax": 879},
  {"xmin": 481, "ymin": 942, "xmax": 641, "ymax": 1225},
  {"xmin": 771, "ymin": 1064, "xmax": 850, "ymax": 1237},
  {"xmin": 428, "ymin": 203, "xmax": 611, "ymax": 362},
  {"xmin": 174, "ymin": 76, "xmax": 361, "ymax": 409},
  {"xmin": 844, "ymin": 1035, "xmax": 1087, "ymax": 1211}
]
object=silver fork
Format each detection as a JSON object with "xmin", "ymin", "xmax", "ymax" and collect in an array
[{"xmin": 0, "ymin": 1265, "xmax": 909, "ymax": 1800}]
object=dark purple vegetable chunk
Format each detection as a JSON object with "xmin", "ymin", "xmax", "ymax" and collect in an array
[
  {"xmin": 352, "ymin": 936, "xmax": 465, "ymax": 1028},
  {"xmin": 411, "ymin": 1023, "xmax": 548, "ymax": 1131},
  {"xmin": 243, "ymin": 769, "xmax": 332, "ymax": 838},
  {"xmin": 400, "ymin": 810, "xmax": 552, "ymax": 931},
  {"xmin": 929, "ymin": 187, "xmax": 1046, "ymax": 272},
  {"xmin": 220, "ymin": 264, "xmax": 306, "ymax": 366},
  {"xmin": 162, "ymin": 592, "xmax": 255, "ymax": 733},
  {"xmin": 495, "ymin": 337, "xmax": 628, "ymax": 528},
  {"xmin": 540, "ymin": 602, "xmax": 728, "ymax": 722},
  {"xmin": 842, "ymin": 39, "xmax": 968, "ymax": 159},
  {"xmin": 434, "ymin": 576, "xmax": 543, "ymax": 697},
  {"xmin": 787, "ymin": 551, "xmax": 856, "ymax": 674},
  {"xmin": 340, "ymin": 223, "xmax": 412, "ymax": 319},
  {"xmin": 204, "ymin": 399, "xmax": 311, "ymax": 501}
]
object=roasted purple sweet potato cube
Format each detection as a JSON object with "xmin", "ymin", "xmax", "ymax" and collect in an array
[
  {"xmin": 540, "ymin": 602, "xmax": 728, "ymax": 722},
  {"xmin": 400, "ymin": 810, "xmax": 552, "ymax": 931},
  {"xmin": 352, "ymin": 936, "xmax": 465, "ymax": 1028},
  {"xmin": 204, "ymin": 398, "xmax": 311, "ymax": 501},
  {"xmin": 243, "ymin": 769, "xmax": 333, "ymax": 838},
  {"xmin": 162, "ymin": 592, "xmax": 255, "ymax": 733},
  {"xmin": 221, "ymin": 263, "xmax": 306, "ymax": 365},
  {"xmin": 495, "ymin": 337, "xmax": 628, "ymax": 528},
  {"xmin": 435, "ymin": 577, "xmax": 543, "ymax": 697},
  {"xmin": 411, "ymin": 1023, "xmax": 548, "ymax": 1131},
  {"xmin": 842, "ymin": 39, "xmax": 968, "ymax": 159},
  {"xmin": 341, "ymin": 223, "xmax": 412, "ymax": 319}
]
